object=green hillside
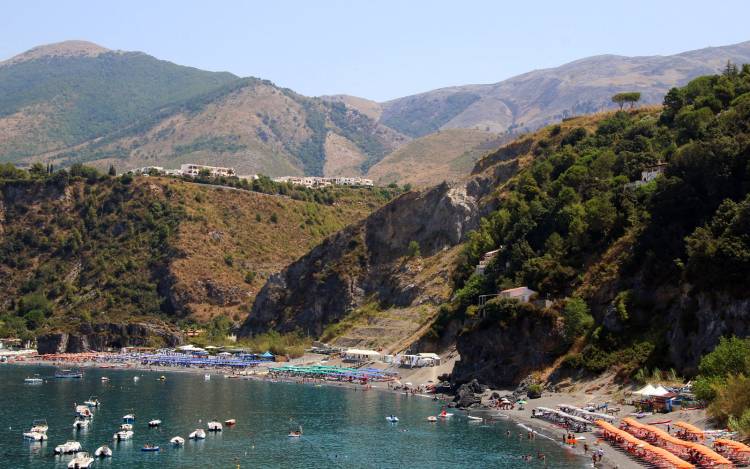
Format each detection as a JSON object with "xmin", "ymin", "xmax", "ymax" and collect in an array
[{"xmin": 0, "ymin": 43, "xmax": 237, "ymax": 160}]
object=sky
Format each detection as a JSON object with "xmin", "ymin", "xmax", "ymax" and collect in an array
[{"xmin": 3, "ymin": 0, "xmax": 750, "ymax": 101}]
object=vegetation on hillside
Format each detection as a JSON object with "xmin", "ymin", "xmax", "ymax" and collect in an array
[{"xmin": 441, "ymin": 64, "xmax": 750, "ymax": 377}]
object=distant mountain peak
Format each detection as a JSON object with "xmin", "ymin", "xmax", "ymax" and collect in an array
[{"xmin": 1, "ymin": 40, "xmax": 112, "ymax": 67}]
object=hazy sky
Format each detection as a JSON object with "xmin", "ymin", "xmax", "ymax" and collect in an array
[{"xmin": 3, "ymin": 0, "xmax": 749, "ymax": 101}]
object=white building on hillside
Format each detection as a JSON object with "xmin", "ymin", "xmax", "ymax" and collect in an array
[
  {"xmin": 180, "ymin": 163, "xmax": 236, "ymax": 178},
  {"xmin": 499, "ymin": 286, "xmax": 538, "ymax": 303}
]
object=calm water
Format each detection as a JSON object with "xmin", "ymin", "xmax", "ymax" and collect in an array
[{"xmin": 0, "ymin": 364, "xmax": 585, "ymax": 468}]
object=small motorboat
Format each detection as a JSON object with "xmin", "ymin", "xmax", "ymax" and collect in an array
[
  {"xmin": 73, "ymin": 418, "xmax": 89, "ymax": 430},
  {"xmin": 133, "ymin": 376, "xmax": 140, "ymax": 382},
  {"xmin": 159, "ymin": 375, "xmax": 166, "ymax": 381},
  {"xmin": 83, "ymin": 396, "xmax": 100, "ymax": 407},
  {"xmin": 141, "ymin": 444, "xmax": 160, "ymax": 452},
  {"xmin": 120, "ymin": 423, "xmax": 133, "ymax": 431},
  {"xmin": 122, "ymin": 414, "xmax": 135, "ymax": 423},
  {"xmin": 386, "ymin": 415, "xmax": 399, "ymax": 423},
  {"xmin": 467, "ymin": 415, "xmax": 483, "ymax": 421},
  {"xmin": 427, "ymin": 416, "xmax": 438, "ymax": 422},
  {"xmin": 207, "ymin": 421, "xmax": 222, "ymax": 432},
  {"xmin": 113, "ymin": 430, "xmax": 133, "ymax": 441},
  {"xmin": 75, "ymin": 405, "xmax": 92, "ymax": 419},
  {"xmin": 54, "ymin": 440, "xmax": 82, "ymax": 454},
  {"xmin": 55, "ymin": 369, "xmax": 83, "ymax": 379},
  {"xmin": 148, "ymin": 419, "xmax": 161, "ymax": 428},
  {"xmin": 204, "ymin": 374, "xmax": 211, "ymax": 381},
  {"xmin": 23, "ymin": 431, "xmax": 48, "ymax": 441},
  {"xmin": 170, "ymin": 436, "xmax": 185, "ymax": 446},
  {"xmin": 24, "ymin": 375, "xmax": 43, "ymax": 384},
  {"xmin": 100, "ymin": 377, "xmax": 110, "ymax": 382},
  {"xmin": 67, "ymin": 451, "xmax": 94, "ymax": 468},
  {"xmin": 224, "ymin": 419, "xmax": 236, "ymax": 426},
  {"xmin": 439, "ymin": 410, "xmax": 453, "ymax": 419},
  {"xmin": 189, "ymin": 429, "xmax": 206, "ymax": 440},
  {"xmin": 94, "ymin": 445, "xmax": 112, "ymax": 458},
  {"xmin": 30, "ymin": 419, "xmax": 49, "ymax": 433},
  {"xmin": 287, "ymin": 431, "xmax": 302, "ymax": 438}
]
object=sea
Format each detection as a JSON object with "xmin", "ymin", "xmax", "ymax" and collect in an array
[{"xmin": 0, "ymin": 364, "xmax": 587, "ymax": 468}]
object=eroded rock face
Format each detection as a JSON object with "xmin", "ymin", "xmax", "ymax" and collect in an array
[
  {"xmin": 37, "ymin": 322, "xmax": 183, "ymax": 354},
  {"xmin": 452, "ymin": 313, "xmax": 565, "ymax": 388},
  {"xmin": 240, "ymin": 182, "xmax": 483, "ymax": 337}
]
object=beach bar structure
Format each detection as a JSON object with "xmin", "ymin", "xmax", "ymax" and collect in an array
[
  {"xmin": 342, "ymin": 349, "xmax": 381, "ymax": 363},
  {"xmin": 558, "ymin": 404, "xmax": 616, "ymax": 423},
  {"xmin": 714, "ymin": 439, "xmax": 750, "ymax": 466},
  {"xmin": 620, "ymin": 418, "xmax": 732, "ymax": 468},
  {"xmin": 595, "ymin": 420, "xmax": 695, "ymax": 469}
]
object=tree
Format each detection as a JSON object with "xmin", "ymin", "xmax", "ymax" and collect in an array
[
  {"xmin": 612, "ymin": 92, "xmax": 642, "ymax": 110},
  {"xmin": 561, "ymin": 297, "xmax": 593, "ymax": 343},
  {"xmin": 108, "ymin": 165, "xmax": 117, "ymax": 176},
  {"xmin": 407, "ymin": 240, "xmax": 421, "ymax": 258}
]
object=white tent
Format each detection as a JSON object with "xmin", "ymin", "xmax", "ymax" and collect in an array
[
  {"xmin": 634, "ymin": 384, "xmax": 658, "ymax": 396},
  {"xmin": 651, "ymin": 385, "xmax": 671, "ymax": 396}
]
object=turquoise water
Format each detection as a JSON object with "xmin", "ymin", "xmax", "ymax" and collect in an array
[{"xmin": 1, "ymin": 364, "xmax": 585, "ymax": 468}]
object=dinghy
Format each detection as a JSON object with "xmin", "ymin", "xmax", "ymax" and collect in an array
[
  {"xmin": 224, "ymin": 419, "xmax": 236, "ymax": 426},
  {"xmin": 189, "ymin": 429, "xmax": 206, "ymax": 440},
  {"xmin": 67, "ymin": 452, "xmax": 94, "ymax": 468},
  {"xmin": 148, "ymin": 419, "xmax": 161, "ymax": 428},
  {"xmin": 94, "ymin": 445, "xmax": 112, "ymax": 458},
  {"xmin": 141, "ymin": 444, "xmax": 160, "ymax": 452},
  {"xmin": 467, "ymin": 415, "xmax": 483, "ymax": 421},
  {"xmin": 427, "ymin": 416, "xmax": 438, "ymax": 422},
  {"xmin": 83, "ymin": 396, "xmax": 100, "ymax": 407},
  {"xmin": 386, "ymin": 415, "xmax": 399, "ymax": 423},
  {"xmin": 170, "ymin": 436, "xmax": 185, "ymax": 446},
  {"xmin": 72, "ymin": 418, "xmax": 89, "ymax": 430},
  {"xmin": 23, "ymin": 431, "xmax": 48, "ymax": 441}
]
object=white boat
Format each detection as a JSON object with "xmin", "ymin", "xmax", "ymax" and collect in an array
[
  {"xmin": 207, "ymin": 421, "xmax": 222, "ymax": 432},
  {"xmin": 122, "ymin": 414, "xmax": 135, "ymax": 423},
  {"xmin": 68, "ymin": 452, "xmax": 94, "ymax": 468},
  {"xmin": 148, "ymin": 419, "xmax": 161, "ymax": 427},
  {"xmin": 24, "ymin": 375, "xmax": 43, "ymax": 384},
  {"xmin": 427, "ymin": 416, "xmax": 438, "ymax": 422},
  {"xmin": 30, "ymin": 419, "xmax": 48, "ymax": 433},
  {"xmin": 204, "ymin": 374, "xmax": 211, "ymax": 381},
  {"xmin": 467, "ymin": 415, "xmax": 483, "ymax": 421},
  {"xmin": 23, "ymin": 431, "xmax": 48, "ymax": 441},
  {"xmin": 224, "ymin": 419, "xmax": 236, "ymax": 426},
  {"xmin": 83, "ymin": 396, "xmax": 100, "ymax": 407},
  {"xmin": 54, "ymin": 441, "xmax": 82, "ymax": 454},
  {"xmin": 94, "ymin": 445, "xmax": 112, "ymax": 458},
  {"xmin": 120, "ymin": 423, "xmax": 133, "ymax": 431},
  {"xmin": 386, "ymin": 415, "xmax": 399, "ymax": 423},
  {"xmin": 189, "ymin": 429, "xmax": 206, "ymax": 440},
  {"xmin": 170, "ymin": 436, "xmax": 185, "ymax": 446},
  {"xmin": 133, "ymin": 376, "xmax": 140, "ymax": 382},
  {"xmin": 72, "ymin": 418, "xmax": 89, "ymax": 430},
  {"xmin": 113, "ymin": 430, "xmax": 134, "ymax": 441},
  {"xmin": 75, "ymin": 405, "xmax": 92, "ymax": 418},
  {"xmin": 100, "ymin": 377, "xmax": 110, "ymax": 382}
]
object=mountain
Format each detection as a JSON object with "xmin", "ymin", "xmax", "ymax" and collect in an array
[
  {"xmin": 378, "ymin": 40, "xmax": 750, "ymax": 137},
  {"xmin": 0, "ymin": 41, "xmax": 408, "ymax": 176},
  {"xmin": 366, "ymin": 129, "xmax": 508, "ymax": 187},
  {"xmin": 242, "ymin": 66, "xmax": 750, "ymax": 394},
  {"xmin": 0, "ymin": 40, "xmax": 238, "ymax": 161},
  {"xmin": 0, "ymin": 169, "xmax": 399, "ymax": 348}
]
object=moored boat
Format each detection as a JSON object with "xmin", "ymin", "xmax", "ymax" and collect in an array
[
  {"xmin": 24, "ymin": 375, "xmax": 43, "ymax": 384},
  {"xmin": 30, "ymin": 419, "xmax": 48, "ymax": 433},
  {"xmin": 148, "ymin": 419, "xmax": 161, "ymax": 428},
  {"xmin": 113, "ymin": 430, "xmax": 133, "ymax": 441},
  {"xmin": 386, "ymin": 415, "xmax": 399, "ymax": 423},
  {"xmin": 427, "ymin": 416, "xmax": 438, "ymax": 422},
  {"xmin": 75, "ymin": 405, "xmax": 92, "ymax": 419},
  {"xmin": 189, "ymin": 429, "xmax": 206, "ymax": 439},
  {"xmin": 170, "ymin": 436, "xmax": 185, "ymax": 446},
  {"xmin": 119, "ymin": 423, "xmax": 133, "ymax": 431},
  {"xmin": 67, "ymin": 452, "xmax": 94, "ymax": 468},
  {"xmin": 83, "ymin": 396, "xmax": 100, "ymax": 407},
  {"xmin": 23, "ymin": 431, "xmax": 48, "ymax": 441},
  {"xmin": 94, "ymin": 445, "xmax": 112, "ymax": 458},
  {"xmin": 207, "ymin": 421, "xmax": 222, "ymax": 432},
  {"xmin": 224, "ymin": 419, "xmax": 236, "ymax": 426},
  {"xmin": 73, "ymin": 418, "xmax": 89, "ymax": 430},
  {"xmin": 122, "ymin": 413, "xmax": 135, "ymax": 423},
  {"xmin": 141, "ymin": 444, "xmax": 160, "ymax": 452},
  {"xmin": 55, "ymin": 369, "xmax": 83, "ymax": 379},
  {"xmin": 54, "ymin": 440, "xmax": 82, "ymax": 454}
]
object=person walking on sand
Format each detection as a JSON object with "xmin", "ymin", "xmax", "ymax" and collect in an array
[{"xmin": 584, "ymin": 442, "xmax": 589, "ymax": 454}]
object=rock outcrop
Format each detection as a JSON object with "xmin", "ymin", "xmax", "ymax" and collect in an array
[{"xmin": 37, "ymin": 322, "xmax": 183, "ymax": 354}]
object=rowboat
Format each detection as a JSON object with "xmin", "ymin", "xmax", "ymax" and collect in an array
[{"xmin": 141, "ymin": 444, "xmax": 160, "ymax": 452}]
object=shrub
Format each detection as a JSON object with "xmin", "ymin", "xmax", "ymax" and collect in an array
[
  {"xmin": 561, "ymin": 297, "xmax": 593, "ymax": 343},
  {"xmin": 407, "ymin": 240, "xmax": 421, "ymax": 258}
]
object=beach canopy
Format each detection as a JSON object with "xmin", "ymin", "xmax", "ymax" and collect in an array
[
  {"xmin": 634, "ymin": 384, "xmax": 658, "ymax": 396},
  {"xmin": 260, "ymin": 352, "xmax": 274, "ymax": 358}
]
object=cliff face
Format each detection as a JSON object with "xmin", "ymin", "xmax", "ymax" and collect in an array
[
  {"xmin": 240, "ymin": 182, "xmax": 484, "ymax": 337},
  {"xmin": 37, "ymin": 322, "xmax": 183, "ymax": 354}
]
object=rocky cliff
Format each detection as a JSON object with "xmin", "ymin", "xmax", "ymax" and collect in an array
[{"xmin": 37, "ymin": 322, "xmax": 183, "ymax": 354}]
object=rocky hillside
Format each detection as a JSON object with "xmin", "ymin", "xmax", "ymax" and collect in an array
[
  {"xmin": 0, "ymin": 166, "xmax": 396, "ymax": 349},
  {"xmin": 0, "ymin": 41, "xmax": 408, "ymax": 177},
  {"xmin": 242, "ymin": 65, "xmax": 750, "ymax": 391},
  {"xmin": 366, "ymin": 129, "xmax": 509, "ymax": 187},
  {"xmin": 378, "ymin": 40, "xmax": 750, "ymax": 137}
]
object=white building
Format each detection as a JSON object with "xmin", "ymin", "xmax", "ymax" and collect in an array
[
  {"xmin": 499, "ymin": 286, "xmax": 538, "ymax": 303},
  {"xmin": 180, "ymin": 164, "xmax": 236, "ymax": 178},
  {"xmin": 272, "ymin": 176, "xmax": 374, "ymax": 188},
  {"xmin": 342, "ymin": 348, "xmax": 381, "ymax": 362},
  {"xmin": 640, "ymin": 163, "xmax": 667, "ymax": 183},
  {"xmin": 475, "ymin": 249, "xmax": 501, "ymax": 275}
]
